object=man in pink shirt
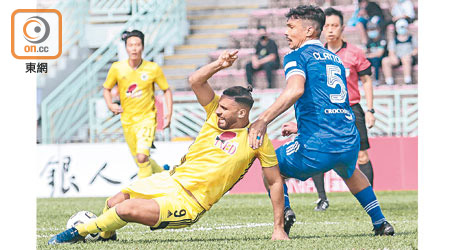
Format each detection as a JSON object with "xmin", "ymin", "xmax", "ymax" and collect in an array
[{"xmin": 282, "ymin": 7, "xmax": 376, "ymax": 211}]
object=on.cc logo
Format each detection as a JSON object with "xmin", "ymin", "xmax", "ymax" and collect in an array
[
  {"xmin": 11, "ymin": 9, "xmax": 61, "ymax": 59},
  {"xmin": 23, "ymin": 16, "xmax": 50, "ymax": 44}
]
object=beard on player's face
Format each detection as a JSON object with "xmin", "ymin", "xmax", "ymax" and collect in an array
[
  {"xmin": 216, "ymin": 97, "xmax": 241, "ymax": 130},
  {"xmin": 217, "ymin": 111, "xmax": 239, "ymax": 130}
]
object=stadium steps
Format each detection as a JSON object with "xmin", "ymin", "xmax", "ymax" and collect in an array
[
  {"xmin": 175, "ymin": 44, "xmax": 219, "ymax": 54},
  {"xmin": 185, "ymin": 33, "xmax": 230, "ymax": 47},
  {"xmin": 162, "ymin": 64, "xmax": 198, "ymax": 76},
  {"xmin": 163, "ymin": 0, "xmax": 266, "ymax": 90},
  {"xmin": 187, "ymin": 4, "xmax": 261, "ymax": 11},
  {"xmin": 188, "ymin": 13, "xmax": 250, "ymax": 25},
  {"xmin": 190, "ymin": 24, "xmax": 240, "ymax": 34}
]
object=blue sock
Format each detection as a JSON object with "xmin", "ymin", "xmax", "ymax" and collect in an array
[
  {"xmin": 283, "ymin": 183, "xmax": 291, "ymax": 209},
  {"xmin": 267, "ymin": 183, "xmax": 291, "ymax": 209},
  {"xmin": 354, "ymin": 186, "xmax": 386, "ymax": 229}
]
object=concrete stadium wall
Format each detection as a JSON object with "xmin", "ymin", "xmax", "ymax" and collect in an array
[{"xmin": 37, "ymin": 137, "xmax": 417, "ymax": 198}]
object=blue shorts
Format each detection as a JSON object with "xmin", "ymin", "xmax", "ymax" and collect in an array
[{"xmin": 276, "ymin": 139, "xmax": 359, "ymax": 181}]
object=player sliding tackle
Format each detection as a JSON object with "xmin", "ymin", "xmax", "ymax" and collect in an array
[
  {"xmin": 48, "ymin": 50, "xmax": 289, "ymax": 244},
  {"xmin": 248, "ymin": 5, "xmax": 394, "ymax": 236}
]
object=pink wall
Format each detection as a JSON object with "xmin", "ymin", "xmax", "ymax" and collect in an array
[{"xmin": 229, "ymin": 137, "xmax": 418, "ymax": 194}]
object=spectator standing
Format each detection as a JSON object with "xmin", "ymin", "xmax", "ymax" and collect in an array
[
  {"xmin": 391, "ymin": 0, "xmax": 416, "ymax": 23},
  {"xmin": 245, "ymin": 26, "xmax": 280, "ymax": 88}
]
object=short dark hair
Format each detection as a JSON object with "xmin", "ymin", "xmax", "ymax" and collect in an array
[
  {"xmin": 286, "ymin": 5, "xmax": 325, "ymax": 37},
  {"xmin": 324, "ymin": 7, "xmax": 344, "ymax": 26},
  {"xmin": 222, "ymin": 86, "xmax": 254, "ymax": 109},
  {"xmin": 121, "ymin": 31, "xmax": 129, "ymax": 41},
  {"xmin": 125, "ymin": 30, "xmax": 145, "ymax": 45}
]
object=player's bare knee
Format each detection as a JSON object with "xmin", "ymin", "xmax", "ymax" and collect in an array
[
  {"xmin": 136, "ymin": 154, "xmax": 149, "ymax": 163},
  {"xmin": 357, "ymin": 151, "xmax": 369, "ymax": 165},
  {"xmin": 401, "ymin": 57, "xmax": 412, "ymax": 65},
  {"xmin": 108, "ymin": 192, "xmax": 129, "ymax": 208}
]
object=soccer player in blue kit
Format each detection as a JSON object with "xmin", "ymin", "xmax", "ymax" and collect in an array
[{"xmin": 248, "ymin": 5, "xmax": 394, "ymax": 236}]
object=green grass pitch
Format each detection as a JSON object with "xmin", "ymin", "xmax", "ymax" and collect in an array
[{"xmin": 37, "ymin": 191, "xmax": 417, "ymax": 249}]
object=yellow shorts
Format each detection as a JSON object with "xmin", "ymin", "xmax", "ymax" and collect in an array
[
  {"xmin": 123, "ymin": 118, "xmax": 156, "ymax": 156},
  {"xmin": 121, "ymin": 171, "xmax": 206, "ymax": 230}
]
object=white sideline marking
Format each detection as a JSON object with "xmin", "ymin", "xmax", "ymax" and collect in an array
[{"xmin": 36, "ymin": 220, "xmax": 416, "ymax": 238}]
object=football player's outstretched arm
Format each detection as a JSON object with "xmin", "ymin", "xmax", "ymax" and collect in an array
[
  {"xmin": 188, "ymin": 50, "xmax": 238, "ymax": 106},
  {"xmin": 262, "ymin": 164, "xmax": 290, "ymax": 240},
  {"xmin": 249, "ymin": 74, "xmax": 304, "ymax": 149}
]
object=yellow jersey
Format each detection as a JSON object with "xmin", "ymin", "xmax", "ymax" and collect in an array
[
  {"xmin": 171, "ymin": 95, "xmax": 278, "ymax": 210},
  {"xmin": 103, "ymin": 60, "xmax": 169, "ymax": 125}
]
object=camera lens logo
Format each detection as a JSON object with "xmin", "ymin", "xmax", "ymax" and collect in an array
[
  {"xmin": 11, "ymin": 9, "xmax": 62, "ymax": 59},
  {"xmin": 23, "ymin": 16, "xmax": 50, "ymax": 44}
]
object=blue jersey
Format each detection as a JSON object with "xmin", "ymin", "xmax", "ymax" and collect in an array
[{"xmin": 283, "ymin": 40, "xmax": 359, "ymax": 153}]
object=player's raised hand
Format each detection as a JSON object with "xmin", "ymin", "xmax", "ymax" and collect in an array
[
  {"xmin": 281, "ymin": 122, "xmax": 298, "ymax": 137},
  {"xmin": 248, "ymin": 119, "xmax": 267, "ymax": 149},
  {"xmin": 217, "ymin": 49, "xmax": 238, "ymax": 69}
]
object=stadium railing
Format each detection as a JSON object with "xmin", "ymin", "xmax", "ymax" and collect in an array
[
  {"xmin": 89, "ymin": 0, "xmax": 135, "ymax": 16},
  {"xmin": 168, "ymin": 88, "xmax": 418, "ymax": 139},
  {"xmin": 37, "ymin": 0, "xmax": 88, "ymax": 84},
  {"xmin": 87, "ymin": 87, "xmax": 417, "ymax": 143},
  {"xmin": 41, "ymin": 0, "xmax": 188, "ymax": 144}
]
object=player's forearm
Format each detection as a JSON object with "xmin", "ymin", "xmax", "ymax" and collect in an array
[
  {"xmin": 103, "ymin": 88, "xmax": 114, "ymax": 109},
  {"xmin": 268, "ymin": 179, "xmax": 285, "ymax": 230},
  {"xmin": 259, "ymin": 54, "xmax": 276, "ymax": 64},
  {"xmin": 163, "ymin": 88, "xmax": 173, "ymax": 119},
  {"xmin": 361, "ymin": 76, "xmax": 374, "ymax": 110},
  {"xmin": 188, "ymin": 60, "xmax": 222, "ymax": 88},
  {"xmin": 251, "ymin": 55, "xmax": 258, "ymax": 64},
  {"xmin": 374, "ymin": 49, "xmax": 385, "ymax": 58},
  {"xmin": 367, "ymin": 50, "xmax": 383, "ymax": 58}
]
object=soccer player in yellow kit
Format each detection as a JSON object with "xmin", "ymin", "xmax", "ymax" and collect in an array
[
  {"xmin": 48, "ymin": 50, "xmax": 289, "ymax": 244},
  {"xmin": 103, "ymin": 30, "xmax": 173, "ymax": 179}
]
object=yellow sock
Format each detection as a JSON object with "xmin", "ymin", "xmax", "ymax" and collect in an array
[
  {"xmin": 149, "ymin": 157, "xmax": 163, "ymax": 173},
  {"xmin": 76, "ymin": 207, "xmax": 127, "ymax": 237},
  {"xmin": 99, "ymin": 198, "xmax": 116, "ymax": 239},
  {"xmin": 137, "ymin": 161, "xmax": 152, "ymax": 179},
  {"xmin": 102, "ymin": 197, "xmax": 111, "ymax": 214}
]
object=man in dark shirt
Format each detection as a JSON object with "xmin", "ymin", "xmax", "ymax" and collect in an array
[
  {"xmin": 245, "ymin": 25, "xmax": 280, "ymax": 88},
  {"xmin": 366, "ymin": 17, "xmax": 387, "ymax": 86}
]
